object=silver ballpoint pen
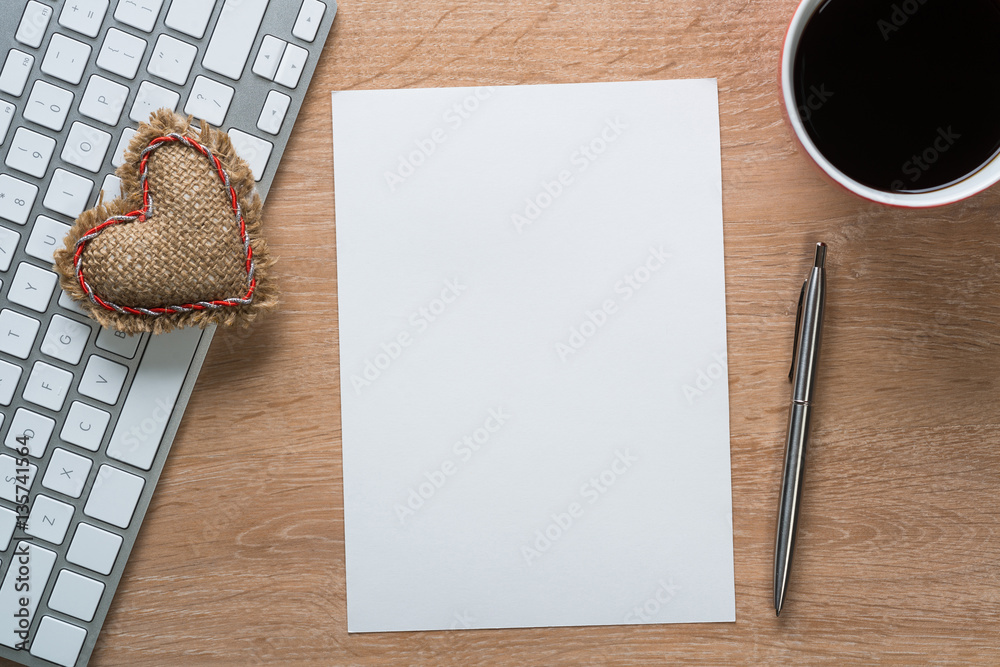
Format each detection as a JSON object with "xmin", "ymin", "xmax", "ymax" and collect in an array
[{"xmin": 774, "ymin": 242, "xmax": 827, "ymax": 617}]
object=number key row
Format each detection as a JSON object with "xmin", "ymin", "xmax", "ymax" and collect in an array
[
  {"xmin": 24, "ymin": 80, "xmax": 73, "ymax": 132},
  {"xmin": 5, "ymin": 126, "xmax": 55, "ymax": 178},
  {"xmin": 3, "ymin": 128, "xmax": 98, "ymax": 218},
  {"xmin": 0, "ymin": 174, "xmax": 39, "ymax": 225}
]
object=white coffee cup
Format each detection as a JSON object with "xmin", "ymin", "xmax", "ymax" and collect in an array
[{"xmin": 780, "ymin": 0, "xmax": 1000, "ymax": 208}]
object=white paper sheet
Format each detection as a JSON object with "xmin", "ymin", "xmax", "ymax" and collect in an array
[{"xmin": 333, "ymin": 79, "xmax": 735, "ymax": 632}]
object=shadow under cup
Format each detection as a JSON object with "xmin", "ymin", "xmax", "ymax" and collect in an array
[{"xmin": 782, "ymin": 0, "xmax": 1000, "ymax": 207}]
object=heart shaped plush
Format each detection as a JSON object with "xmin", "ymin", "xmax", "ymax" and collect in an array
[{"xmin": 54, "ymin": 109, "xmax": 276, "ymax": 334}]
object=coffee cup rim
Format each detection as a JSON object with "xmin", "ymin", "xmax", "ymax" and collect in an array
[{"xmin": 780, "ymin": 0, "xmax": 1000, "ymax": 208}]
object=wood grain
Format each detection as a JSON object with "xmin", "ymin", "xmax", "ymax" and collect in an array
[{"xmin": 33, "ymin": 0, "xmax": 1000, "ymax": 664}]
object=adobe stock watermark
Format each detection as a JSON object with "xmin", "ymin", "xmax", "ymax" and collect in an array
[
  {"xmin": 623, "ymin": 578, "xmax": 681, "ymax": 623},
  {"xmin": 511, "ymin": 117, "xmax": 628, "ymax": 233},
  {"xmin": 350, "ymin": 278, "xmax": 467, "ymax": 395},
  {"xmin": 11, "ymin": 433, "xmax": 32, "ymax": 651},
  {"xmin": 520, "ymin": 449, "xmax": 638, "ymax": 566},
  {"xmin": 555, "ymin": 246, "xmax": 670, "ymax": 362},
  {"xmin": 16, "ymin": 3, "xmax": 51, "ymax": 46},
  {"xmin": 889, "ymin": 126, "xmax": 961, "ymax": 192},
  {"xmin": 681, "ymin": 352, "xmax": 728, "ymax": 404},
  {"xmin": 394, "ymin": 407, "xmax": 512, "ymax": 525},
  {"xmin": 114, "ymin": 396, "xmax": 174, "ymax": 459},
  {"xmin": 797, "ymin": 84, "xmax": 833, "ymax": 123},
  {"xmin": 878, "ymin": 0, "xmax": 930, "ymax": 41},
  {"xmin": 384, "ymin": 87, "xmax": 497, "ymax": 192},
  {"xmin": 217, "ymin": 319, "xmax": 260, "ymax": 355},
  {"xmin": 449, "ymin": 610, "xmax": 476, "ymax": 630}
]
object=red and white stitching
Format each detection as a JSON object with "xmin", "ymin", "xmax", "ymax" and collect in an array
[{"xmin": 73, "ymin": 133, "xmax": 256, "ymax": 317}]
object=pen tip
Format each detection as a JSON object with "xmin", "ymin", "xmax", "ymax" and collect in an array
[
  {"xmin": 814, "ymin": 243, "xmax": 827, "ymax": 269},
  {"xmin": 775, "ymin": 608, "xmax": 781, "ymax": 617}
]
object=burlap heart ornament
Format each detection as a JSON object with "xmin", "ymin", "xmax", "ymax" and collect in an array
[{"xmin": 54, "ymin": 110, "xmax": 276, "ymax": 334}]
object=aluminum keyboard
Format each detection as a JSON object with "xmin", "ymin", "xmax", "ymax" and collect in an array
[{"xmin": 0, "ymin": 1, "xmax": 336, "ymax": 665}]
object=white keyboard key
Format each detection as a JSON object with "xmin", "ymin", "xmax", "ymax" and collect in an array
[
  {"xmin": 8, "ymin": 262, "xmax": 58, "ymax": 313},
  {"xmin": 59, "ymin": 290, "xmax": 88, "ymax": 315},
  {"xmin": 5, "ymin": 127, "xmax": 56, "ymax": 178},
  {"xmin": 25, "ymin": 493, "xmax": 74, "ymax": 544},
  {"xmin": 114, "ymin": 0, "xmax": 163, "ymax": 32},
  {"xmin": 0, "ymin": 309, "xmax": 40, "ymax": 358},
  {"xmin": 203, "ymin": 0, "xmax": 270, "ymax": 80},
  {"xmin": 15, "ymin": 1, "xmax": 53, "ymax": 49},
  {"xmin": 41, "ymin": 33, "xmax": 91, "ymax": 85},
  {"xmin": 185, "ymin": 75, "xmax": 234, "ymax": 126},
  {"xmin": 0, "ymin": 508, "xmax": 14, "ymax": 551},
  {"xmin": 24, "ymin": 80, "xmax": 73, "ymax": 132},
  {"xmin": 0, "ymin": 454, "xmax": 37, "ymax": 502},
  {"xmin": 0, "ymin": 227, "xmax": 19, "ymax": 272},
  {"xmin": 107, "ymin": 326, "xmax": 202, "ymax": 469},
  {"xmin": 0, "ymin": 362, "xmax": 22, "ymax": 405},
  {"xmin": 26, "ymin": 215, "xmax": 71, "ymax": 263},
  {"xmin": 112, "ymin": 127, "xmax": 137, "ymax": 167},
  {"xmin": 49, "ymin": 571, "xmax": 104, "ymax": 625},
  {"xmin": 67, "ymin": 523, "xmax": 122, "ymax": 575},
  {"xmin": 30, "ymin": 616, "xmax": 87, "ymax": 667},
  {"xmin": 148, "ymin": 33, "xmax": 197, "ymax": 86},
  {"xmin": 23, "ymin": 361, "xmax": 73, "ymax": 411},
  {"xmin": 275, "ymin": 43, "xmax": 308, "ymax": 89},
  {"xmin": 96, "ymin": 326, "xmax": 141, "ymax": 358},
  {"xmin": 252, "ymin": 35, "xmax": 286, "ymax": 81},
  {"xmin": 61, "ymin": 121, "xmax": 113, "ymax": 173},
  {"xmin": 257, "ymin": 90, "xmax": 291, "ymax": 135},
  {"xmin": 293, "ymin": 0, "xmax": 326, "ymax": 42},
  {"xmin": 0, "ymin": 542, "xmax": 56, "ymax": 649},
  {"xmin": 79, "ymin": 354, "xmax": 128, "ymax": 405},
  {"xmin": 227, "ymin": 128, "xmax": 272, "ymax": 181},
  {"xmin": 85, "ymin": 464, "xmax": 144, "ymax": 528},
  {"xmin": 165, "ymin": 0, "xmax": 216, "ymax": 38},
  {"xmin": 79, "ymin": 75, "xmax": 130, "ymax": 126},
  {"xmin": 97, "ymin": 27, "xmax": 148, "ymax": 79},
  {"xmin": 129, "ymin": 80, "xmax": 179, "ymax": 123},
  {"xmin": 101, "ymin": 174, "xmax": 123, "ymax": 201},
  {"xmin": 42, "ymin": 448, "xmax": 93, "ymax": 498},
  {"xmin": 40, "ymin": 314, "xmax": 91, "ymax": 364},
  {"xmin": 0, "ymin": 101, "xmax": 14, "ymax": 145},
  {"xmin": 59, "ymin": 0, "xmax": 110, "ymax": 38},
  {"xmin": 49, "ymin": 570, "xmax": 105, "ymax": 622},
  {"xmin": 44, "ymin": 169, "xmax": 94, "ymax": 218},
  {"xmin": 0, "ymin": 50, "xmax": 34, "ymax": 97},
  {"xmin": 0, "ymin": 175, "xmax": 39, "ymax": 225},
  {"xmin": 61, "ymin": 401, "xmax": 111, "ymax": 451},
  {"xmin": 4, "ymin": 408, "xmax": 54, "ymax": 457}
]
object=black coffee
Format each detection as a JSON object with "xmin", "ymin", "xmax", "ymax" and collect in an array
[{"xmin": 793, "ymin": 0, "xmax": 1000, "ymax": 193}]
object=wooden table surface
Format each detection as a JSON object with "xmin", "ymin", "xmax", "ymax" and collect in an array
[{"xmin": 68, "ymin": 0, "xmax": 1000, "ymax": 664}]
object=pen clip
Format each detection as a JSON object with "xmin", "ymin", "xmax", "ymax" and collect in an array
[{"xmin": 788, "ymin": 280, "xmax": 807, "ymax": 382}]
